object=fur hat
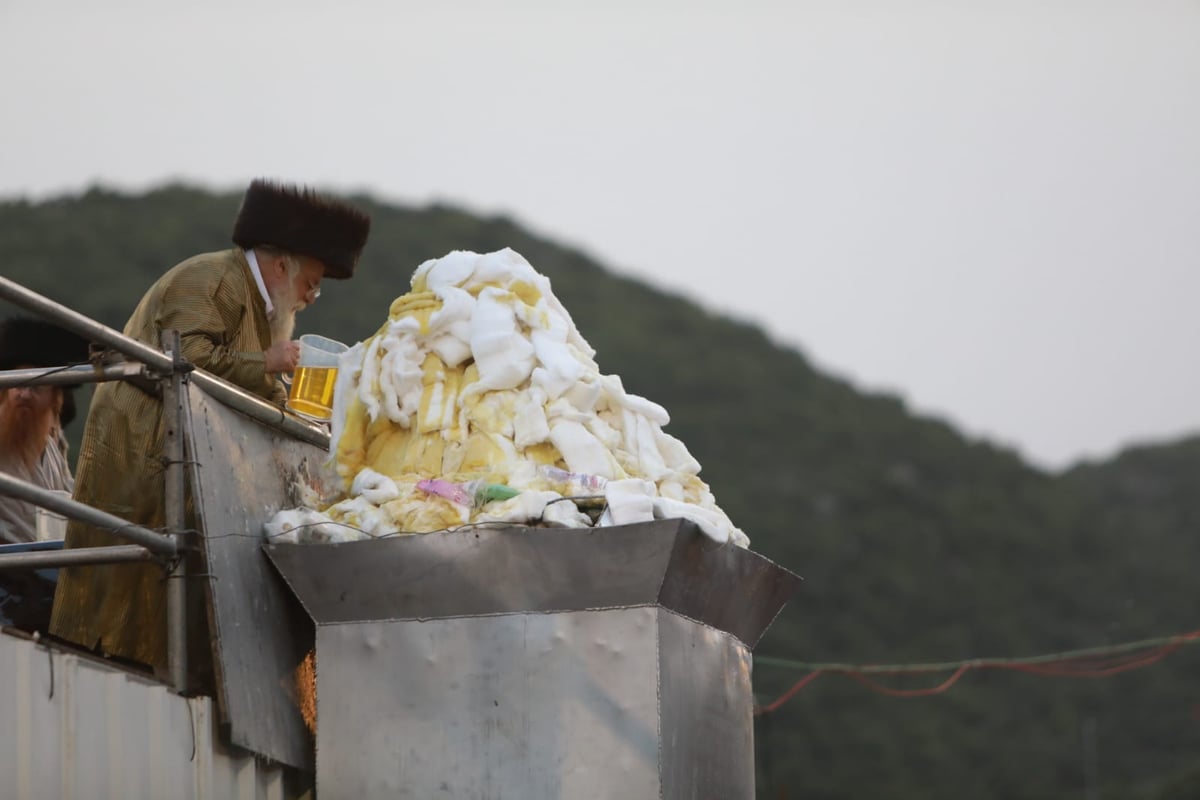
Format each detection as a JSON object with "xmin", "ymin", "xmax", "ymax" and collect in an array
[
  {"xmin": 231, "ymin": 179, "xmax": 371, "ymax": 279},
  {"xmin": 0, "ymin": 317, "xmax": 92, "ymax": 427}
]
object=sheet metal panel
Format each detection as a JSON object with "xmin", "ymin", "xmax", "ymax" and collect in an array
[
  {"xmin": 660, "ymin": 527, "xmax": 802, "ymax": 648},
  {"xmin": 0, "ymin": 630, "xmax": 292, "ymax": 800},
  {"xmin": 271, "ymin": 525, "xmax": 800, "ymax": 799},
  {"xmin": 265, "ymin": 521, "xmax": 682, "ymax": 623},
  {"xmin": 314, "ymin": 608, "xmax": 662, "ymax": 800},
  {"xmin": 658, "ymin": 609, "xmax": 756, "ymax": 800},
  {"xmin": 189, "ymin": 385, "xmax": 335, "ymax": 770},
  {"xmin": 265, "ymin": 520, "xmax": 800, "ymax": 644}
]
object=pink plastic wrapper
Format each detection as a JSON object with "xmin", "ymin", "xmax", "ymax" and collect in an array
[{"xmin": 416, "ymin": 478, "xmax": 473, "ymax": 506}]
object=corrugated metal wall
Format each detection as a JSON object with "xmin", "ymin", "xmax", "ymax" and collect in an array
[{"xmin": 0, "ymin": 630, "xmax": 301, "ymax": 800}]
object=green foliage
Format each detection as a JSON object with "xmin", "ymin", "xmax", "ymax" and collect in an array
[{"xmin": 2, "ymin": 186, "xmax": 1198, "ymax": 798}]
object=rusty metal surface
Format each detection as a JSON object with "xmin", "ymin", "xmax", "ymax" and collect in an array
[
  {"xmin": 265, "ymin": 519, "xmax": 801, "ymax": 648},
  {"xmin": 314, "ymin": 609, "xmax": 662, "ymax": 800},
  {"xmin": 658, "ymin": 609, "xmax": 756, "ymax": 800},
  {"xmin": 189, "ymin": 385, "xmax": 340, "ymax": 770}
]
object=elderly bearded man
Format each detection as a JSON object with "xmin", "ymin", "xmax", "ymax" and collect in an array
[
  {"xmin": 50, "ymin": 179, "xmax": 370, "ymax": 682},
  {"xmin": 0, "ymin": 318, "xmax": 91, "ymax": 543}
]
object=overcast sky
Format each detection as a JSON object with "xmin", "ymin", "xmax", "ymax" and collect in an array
[{"xmin": 2, "ymin": 0, "xmax": 1197, "ymax": 469}]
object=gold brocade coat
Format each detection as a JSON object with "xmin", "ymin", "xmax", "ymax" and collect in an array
[{"xmin": 50, "ymin": 249, "xmax": 283, "ymax": 677}]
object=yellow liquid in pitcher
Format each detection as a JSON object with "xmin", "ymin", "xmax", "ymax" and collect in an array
[{"xmin": 287, "ymin": 366, "xmax": 337, "ymax": 420}]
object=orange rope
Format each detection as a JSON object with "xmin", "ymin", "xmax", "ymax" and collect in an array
[{"xmin": 754, "ymin": 630, "xmax": 1200, "ymax": 715}]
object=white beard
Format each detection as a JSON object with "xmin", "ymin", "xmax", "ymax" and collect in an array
[
  {"xmin": 268, "ymin": 306, "xmax": 297, "ymax": 344},
  {"xmin": 267, "ymin": 282, "xmax": 303, "ymax": 344}
]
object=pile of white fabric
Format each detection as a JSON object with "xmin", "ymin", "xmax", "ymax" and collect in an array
[{"xmin": 265, "ymin": 248, "xmax": 748, "ymax": 547}]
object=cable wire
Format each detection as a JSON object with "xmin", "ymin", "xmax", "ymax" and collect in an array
[{"xmin": 754, "ymin": 629, "xmax": 1200, "ymax": 714}]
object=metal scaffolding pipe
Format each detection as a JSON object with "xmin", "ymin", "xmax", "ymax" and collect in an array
[
  {"xmin": 0, "ymin": 276, "xmax": 174, "ymax": 372},
  {"xmin": 0, "ymin": 362, "xmax": 147, "ymax": 389},
  {"xmin": 0, "ymin": 276, "xmax": 330, "ymax": 449},
  {"xmin": 189, "ymin": 371, "xmax": 331, "ymax": 448},
  {"xmin": 0, "ymin": 472, "xmax": 176, "ymax": 557},
  {"xmin": 0, "ymin": 545, "xmax": 155, "ymax": 570},
  {"xmin": 162, "ymin": 329, "xmax": 189, "ymax": 694}
]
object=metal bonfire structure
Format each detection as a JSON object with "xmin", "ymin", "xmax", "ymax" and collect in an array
[{"xmin": 0, "ymin": 275, "xmax": 801, "ymax": 799}]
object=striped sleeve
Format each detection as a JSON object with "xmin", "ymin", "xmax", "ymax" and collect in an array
[{"xmin": 154, "ymin": 263, "xmax": 274, "ymax": 397}]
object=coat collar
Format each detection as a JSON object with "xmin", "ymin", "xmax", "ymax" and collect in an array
[{"xmin": 232, "ymin": 249, "xmax": 272, "ymax": 349}]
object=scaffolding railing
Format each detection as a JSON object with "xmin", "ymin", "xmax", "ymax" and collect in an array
[
  {"xmin": 0, "ymin": 275, "xmax": 328, "ymax": 693},
  {"xmin": 0, "ymin": 472, "xmax": 177, "ymax": 558},
  {"xmin": 0, "ymin": 276, "xmax": 329, "ymax": 447}
]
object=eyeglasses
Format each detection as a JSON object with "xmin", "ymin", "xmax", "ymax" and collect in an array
[
  {"xmin": 284, "ymin": 256, "xmax": 323, "ymax": 303},
  {"xmin": 303, "ymin": 275, "xmax": 321, "ymax": 303}
]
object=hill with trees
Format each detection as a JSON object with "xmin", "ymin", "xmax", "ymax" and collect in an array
[{"xmin": 2, "ymin": 185, "xmax": 1197, "ymax": 799}]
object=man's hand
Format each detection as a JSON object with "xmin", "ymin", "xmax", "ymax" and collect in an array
[{"xmin": 265, "ymin": 340, "xmax": 301, "ymax": 374}]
